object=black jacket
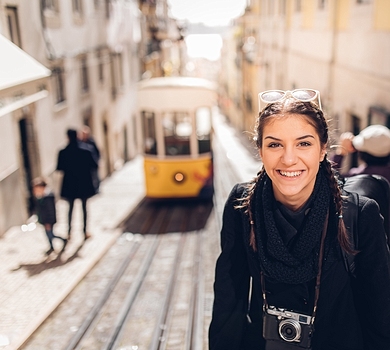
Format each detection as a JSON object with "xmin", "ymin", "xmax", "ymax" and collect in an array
[
  {"xmin": 56, "ymin": 141, "xmax": 98, "ymax": 199},
  {"xmin": 209, "ymin": 183, "xmax": 390, "ymax": 350},
  {"xmin": 35, "ymin": 191, "xmax": 56, "ymax": 225}
]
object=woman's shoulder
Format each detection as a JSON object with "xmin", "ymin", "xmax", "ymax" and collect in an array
[
  {"xmin": 231, "ymin": 182, "xmax": 252, "ymax": 194},
  {"xmin": 222, "ymin": 183, "xmax": 252, "ymax": 216},
  {"xmin": 227, "ymin": 182, "xmax": 251, "ymax": 201}
]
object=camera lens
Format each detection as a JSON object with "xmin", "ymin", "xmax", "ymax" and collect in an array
[{"xmin": 279, "ymin": 319, "xmax": 301, "ymax": 342}]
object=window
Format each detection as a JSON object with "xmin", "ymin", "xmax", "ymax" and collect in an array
[
  {"xmin": 163, "ymin": 112, "xmax": 191, "ymax": 156},
  {"xmin": 42, "ymin": 0, "xmax": 59, "ymax": 13},
  {"xmin": 117, "ymin": 53, "xmax": 124, "ymax": 87},
  {"xmin": 110, "ymin": 54, "xmax": 116, "ymax": 99},
  {"xmin": 6, "ymin": 6, "xmax": 22, "ymax": 47},
  {"xmin": 142, "ymin": 111, "xmax": 157, "ymax": 155},
  {"xmin": 268, "ymin": 0, "xmax": 274, "ymax": 15},
  {"xmin": 72, "ymin": 0, "xmax": 84, "ymax": 24},
  {"xmin": 72, "ymin": 0, "xmax": 83, "ymax": 14},
  {"xmin": 196, "ymin": 107, "xmax": 212, "ymax": 154},
  {"xmin": 368, "ymin": 106, "xmax": 390, "ymax": 128},
  {"xmin": 110, "ymin": 52, "xmax": 124, "ymax": 98},
  {"xmin": 279, "ymin": 0, "xmax": 286, "ymax": 15},
  {"xmin": 245, "ymin": 93, "xmax": 253, "ymax": 112},
  {"xmin": 295, "ymin": 0, "xmax": 302, "ymax": 11},
  {"xmin": 41, "ymin": 0, "xmax": 61, "ymax": 28},
  {"xmin": 80, "ymin": 56, "xmax": 89, "ymax": 93},
  {"xmin": 318, "ymin": 0, "xmax": 326, "ymax": 9},
  {"xmin": 105, "ymin": 0, "xmax": 110, "ymax": 19},
  {"xmin": 52, "ymin": 66, "xmax": 66, "ymax": 104},
  {"xmin": 96, "ymin": 50, "xmax": 104, "ymax": 82}
]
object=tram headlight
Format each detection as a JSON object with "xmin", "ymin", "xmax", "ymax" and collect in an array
[{"xmin": 174, "ymin": 172, "xmax": 185, "ymax": 183}]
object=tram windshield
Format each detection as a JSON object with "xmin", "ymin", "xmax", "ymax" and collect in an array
[
  {"xmin": 163, "ymin": 112, "xmax": 191, "ymax": 156},
  {"xmin": 138, "ymin": 77, "xmax": 216, "ymax": 158}
]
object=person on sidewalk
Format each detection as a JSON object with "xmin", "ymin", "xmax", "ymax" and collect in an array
[
  {"xmin": 32, "ymin": 177, "xmax": 67, "ymax": 255},
  {"xmin": 79, "ymin": 125, "xmax": 101, "ymax": 193},
  {"xmin": 331, "ymin": 124, "xmax": 390, "ymax": 183},
  {"xmin": 56, "ymin": 128, "xmax": 98, "ymax": 241}
]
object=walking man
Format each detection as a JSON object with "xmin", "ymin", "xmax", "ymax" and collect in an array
[{"xmin": 56, "ymin": 129, "xmax": 98, "ymax": 240}]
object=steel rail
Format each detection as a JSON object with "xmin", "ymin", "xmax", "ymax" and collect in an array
[
  {"xmin": 104, "ymin": 235, "xmax": 161, "ymax": 350},
  {"xmin": 64, "ymin": 240, "xmax": 141, "ymax": 350}
]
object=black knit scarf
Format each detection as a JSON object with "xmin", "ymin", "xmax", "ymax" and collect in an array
[{"xmin": 252, "ymin": 170, "xmax": 333, "ymax": 284}]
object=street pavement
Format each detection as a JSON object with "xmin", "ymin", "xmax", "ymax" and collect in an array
[
  {"xmin": 0, "ymin": 113, "xmax": 261, "ymax": 350},
  {"xmin": 0, "ymin": 156, "xmax": 145, "ymax": 350}
]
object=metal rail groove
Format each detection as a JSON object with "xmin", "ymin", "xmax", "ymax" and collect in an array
[
  {"xmin": 103, "ymin": 235, "xmax": 161, "ymax": 350},
  {"xmin": 64, "ymin": 240, "xmax": 141, "ymax": 350}
]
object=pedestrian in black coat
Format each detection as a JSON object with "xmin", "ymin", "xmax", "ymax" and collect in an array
[
  {"xmin": 32, "ymin": 177, "xmax": 67, "ymax": 255},
  {"xmin": 209, "ymin": 90, "xmax": 390, "ymax": 350},
  {"xmin": 56, "ymin": 129, "xmax": 98, "ymax": 240}
]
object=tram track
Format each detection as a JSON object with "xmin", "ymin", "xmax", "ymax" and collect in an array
[
  {"xmin": 23, "ymin": 199, "xmax": 211, "ymax": 350},
  {"xmin": 106, "ymin": 199, "xmax": 208, "ymax": 350}
]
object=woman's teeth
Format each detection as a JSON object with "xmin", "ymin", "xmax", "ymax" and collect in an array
[{"xmin": 279, "ymin": 171, "xmax": 302, "ymax": 177}]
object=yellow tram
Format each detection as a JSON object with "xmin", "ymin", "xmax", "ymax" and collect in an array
[{"xmin": 137, "ymin": 77, "xmax": 217, "ymax": 199}]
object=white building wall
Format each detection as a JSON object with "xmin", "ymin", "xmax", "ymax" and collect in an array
[{"xmin": 0, "ymin": 0, "xmax": 141, "ymax": 234}]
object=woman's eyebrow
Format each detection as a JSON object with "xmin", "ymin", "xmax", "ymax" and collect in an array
[
  {"xmin": 264, "ymin": 134, "xmax": 315, "ymax": 141},
  {"xmin": 264, "ymin": 136, "xmax": 281, "ymax": 141},
  {"xmin": 297, "ymin": 135, "xmax": 315, "ymax": 140}
]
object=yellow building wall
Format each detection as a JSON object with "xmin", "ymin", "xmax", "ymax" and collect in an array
[
  {"xmin": 335, "ymin": 0, "xmax": 350, "ymax": 31},
  {"xmin": 302, "ymin": 0, "xmax": 316, "ymax": 29},
  {"xmin": 374, "ymin": 0, "xmax": 390, "ymax": 30},
  {"xmin": 285, "ymin": 0, "xmax": 293, "ymax": 29}
]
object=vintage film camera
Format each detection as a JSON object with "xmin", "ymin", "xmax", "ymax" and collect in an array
[{"xmin": 263, "ymin": 305, "xmax": 314, "ymax": 349}]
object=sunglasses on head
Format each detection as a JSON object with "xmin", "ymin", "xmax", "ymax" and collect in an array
[{"xmin": 258, "ymin": 89, "xmax": 322, "ymax": 112}]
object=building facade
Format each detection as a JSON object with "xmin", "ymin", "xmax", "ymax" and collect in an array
[
  {"xmin": 221, "ymin": 0, "xmax": 390, "ymax": 152},
  {"xmin": 0, "ymin": 0, "xmax": 142, "ymax": 235},
  {"xmin": 0, "ymin": 0, "xmax": 191, "ymax": 236}
]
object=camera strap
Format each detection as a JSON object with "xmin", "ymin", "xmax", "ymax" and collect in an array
[{"xmin": 261, "ymin": 210, "xmax": 329, "ymax": 325}]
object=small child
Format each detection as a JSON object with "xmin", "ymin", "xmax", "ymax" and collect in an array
[{"xmin": 31, "ymin": 177, "xmax": 67, "ymax": 255}]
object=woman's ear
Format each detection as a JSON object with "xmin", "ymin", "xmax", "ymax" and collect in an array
[
  {"xmin": 320, "ymin": 147, "xmax": 327, "ymax": 162},
  {"xmin": 258, "ymin": 149, "xmax": 263, "ymax": 159}
]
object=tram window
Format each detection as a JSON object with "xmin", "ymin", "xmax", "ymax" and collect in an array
[
  {"xmin": 163, "ymin": 112, "xmax": 191, "ymax": 155},
  {"xmin": 196, "ymin": 107, "xmax": 211, "ymax": 153},
  {"xmin": 141, "ymin": 111, "xmax": 157, "ymax": 155}
]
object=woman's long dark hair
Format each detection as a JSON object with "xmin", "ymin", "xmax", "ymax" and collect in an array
[{"xmin": 238, "ymin": 99, "xmax": 354, "ymax": 254}]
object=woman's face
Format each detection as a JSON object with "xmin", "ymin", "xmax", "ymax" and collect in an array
[{"xmin": 259, "ymin": 114, "xmax": 326, "ymax": 211}]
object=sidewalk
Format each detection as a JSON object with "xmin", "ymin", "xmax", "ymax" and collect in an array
[{"xmin": 0, "ymin": 156, "xmax": 145, "ymax": 350}]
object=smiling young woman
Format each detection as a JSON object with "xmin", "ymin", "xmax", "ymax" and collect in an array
[{"xmin": 209, "ymin": 91, "xmax": 390, "ymax": 350}]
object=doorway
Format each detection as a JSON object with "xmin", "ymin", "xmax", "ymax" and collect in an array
[{"xmin": 18, "ymin": 116, "xmax": 40, "ymax": 216}]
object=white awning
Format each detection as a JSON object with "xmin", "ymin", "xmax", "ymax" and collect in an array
[{"xmin": 0, "ymin": 34, "xmax": 51, "ymax": 95}]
